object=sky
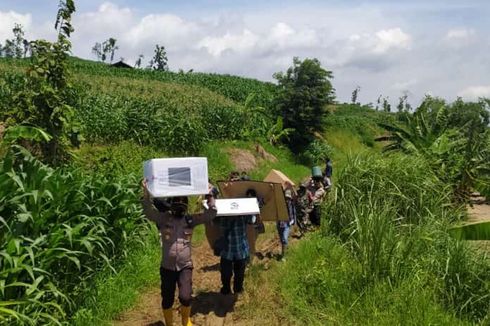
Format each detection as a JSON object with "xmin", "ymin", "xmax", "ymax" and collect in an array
[{"xmin": 1, "ymin": 0, "xmax": 490, "ymax": 105}]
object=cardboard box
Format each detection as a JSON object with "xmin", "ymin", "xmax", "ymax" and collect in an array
[
  {"xmin": 263, "ymin": 169, "xmax": 295, "ymax": 189},
  {"xmin": 143, "ymin": 157, "xmax": 208, "ymax": 198},
  {"xmin": 203, "ymin": 198, "xmax": 260, "ymax": 216},
  {"xmin": 217, "ymin": 181, "xmax": 289, "ymax": 221}
]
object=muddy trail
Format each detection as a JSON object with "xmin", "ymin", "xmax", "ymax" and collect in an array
[
  {"xmin": 468, "ymin": 193, "xmax": 490, "ymax": 223},
  {"xmin": 112, "ymin": 228, "xmax": 295, "ymax": 326}
]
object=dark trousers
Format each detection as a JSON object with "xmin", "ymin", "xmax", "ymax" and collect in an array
[
  {"xmin": 220, "ymin": 257, "xmax": 247, "ymax": 293},
  {"xmin": 160, "ymin": 267, "xmax": 192, "ymax": 309},
  {"xmin": 310, "ymin": 206, "xmax": 322, "ymax": 226}
]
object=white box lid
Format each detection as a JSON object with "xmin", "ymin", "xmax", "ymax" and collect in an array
[{"xmin": 204, "ymin": 198, "xmax": 260, "ymax": 216}]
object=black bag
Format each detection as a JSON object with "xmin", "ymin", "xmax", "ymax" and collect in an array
[
  {"xmin": 213, "ymin": 236, "xmax": 228, "ymax": 257},
  {"xmin": 213, "ymin": 219, "xmax": 234, "ymax": 256}
]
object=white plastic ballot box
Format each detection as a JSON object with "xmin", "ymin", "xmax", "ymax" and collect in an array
[
  {"xmin": 203, "ymin": 198, "xmax": 260, "ymax": 216},
  {"xmin": 143, "ymin": 157, "xmax": 208, "ymax": 198}
]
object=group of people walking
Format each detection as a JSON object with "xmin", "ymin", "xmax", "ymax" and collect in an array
[
  {"xmin": 276, "ymin": 159, "xmax": 332, "ymax": 259},
  {"xmin": 141, "ymin": 158, "xmax": 332, "ymax": 326}
]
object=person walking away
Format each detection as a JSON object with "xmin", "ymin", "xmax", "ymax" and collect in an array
[
  {"xmin": 308, "ymin": 179, "xmax": 325, "ymax": 227},
  {"xmin": 323, "ymin": 158, "xmax": 333, "ymax": 190},
  {"xmin": 294, "ymin": 184, "xmax": 311, "ymax": 234},
  {"xmin": 276, "ymin": 184, "xmax": 296, "ymax": 260},
  {"xmin": 219, "ymin": 211, "xmax": 255, "ymax": 295},
  {"xmin": 142, "ymin": 181, "xmax": 217, "ymax": 326}
]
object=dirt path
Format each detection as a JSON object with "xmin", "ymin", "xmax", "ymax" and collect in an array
[
  {"xmin": 468, "ymin": 193, "xmax": 490, "ymax": 223},
  {"xmin": 112, "ymin": 230, "xmax": 287, "ymax": 326}
]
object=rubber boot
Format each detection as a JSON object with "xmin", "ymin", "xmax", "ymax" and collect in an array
[
  {"xmin": 280, "ymin": 244, "xmax": 287, "ymax": 261},
  {"xmin": 180, "ymin": 305, "xmax": 192, "ymax": 326},
  {"xmin": 163, "ymin": 308, "xmax": 173, "ymax": 326}
]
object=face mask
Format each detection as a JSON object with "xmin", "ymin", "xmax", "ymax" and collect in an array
[{"xmin": 171, "ymin": 203, "xmax": 187, "ymax": 217}]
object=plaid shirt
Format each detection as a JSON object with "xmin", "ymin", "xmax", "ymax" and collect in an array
[{"xmin": 219, "ymin": 216, "xmax": 252, "ymax": 261}]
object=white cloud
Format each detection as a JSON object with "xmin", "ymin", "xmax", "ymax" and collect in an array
[
  {"xmin": 77, "ymin": 2, "xmax": 132, "ymax": 32},
  {"xmin": 373, "ymin": 28, "xmax": 412, "ymax": 53},
  {"xmin": 458, "ymin": 85, "xmax": 490, "ymax": 100},
  {"xmin": 446, "ymin": 28, "xmax": 475, "ymax": 40},
  {"xmin": 443, "ymin": 28, "xmax": 477, "ymax": 48},
  {"xmin": 199, "ymin": 29, "xmax": 258, "ymax": 57},
  {"xmin": 266, "ymin": 22, "xmax": 318, "ymax": 49},
  {"xmin": 0, "ymin": 11, "xmax": 32, "ymax": 42},
  {"xmin": 124, "ymin": 14, "xmax": 200, "ymax": 50},
  {"xmin": 392, "ymin": 79, "xmax": 418, "ymax": 91}
]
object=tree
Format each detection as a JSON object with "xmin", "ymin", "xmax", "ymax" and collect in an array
[
  {"xmin": 92, "ymin": 42, "xmax": 104, "ymax": 61},
  {"xmin": 382, "ymin": 97, "xmax": 391, "ymax": 112},
  {"xmin": 134, "ymin": 54, "xmax": 144, "ymax": 68},
  {"xmin": 23, "ymin": 39, "xmax": 31, "ymax": 57},
  {"xmin": 351, "ymin": 86, "xmax": 361, "ymax": 104},
  {"xmin": 146, "ymin": 58, "xmax": 154, "ymax": 69},
  {"xmin": 149, "ymin": 44, "xmax": 168, "ymax": 71},
  {"xmin": 103, "ymin": 37, "xmax": 118, "ymax": 63},
  {"xmin": 377, "ymin": 96, "xmax": 490, "ymax": 202},
  {"xmin": 91, "ymin": 37, "xmax": 118, "ymax": 63},
  {"xmin": 375, "ymin": 95, "xmax": 382, "ymax": 111},
  {"xmin": 273, "ymin": 57, "xmax": 335, "ymax": 151},
  {"xmin": 2, "ymin": 24, "xmax": 28, "ymax": 58},
  {"xmin": 397, "ymin": 94, "xmax": 412, "ymax": 113},
  {"xmin": 10, "ymin": 0, "xmax": 78, "ymax": 165}
]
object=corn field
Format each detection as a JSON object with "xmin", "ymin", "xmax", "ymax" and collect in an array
[
  {"xmin": 0, "ymin": 145, "xmax": 149, "ymax": 324},
  {"xmin": 0, "ymin": 59, "xmax": 274, "ymax": 155}
]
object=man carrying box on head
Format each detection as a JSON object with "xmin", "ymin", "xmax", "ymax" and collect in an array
[{"xmin": 142, "ymin": 180, "xmax": 217, "ymax": 326}]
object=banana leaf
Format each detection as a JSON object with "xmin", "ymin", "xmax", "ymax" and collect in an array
[{"xmin": 449, "ymin": 221, "xmax": 490, "ymax": 240}]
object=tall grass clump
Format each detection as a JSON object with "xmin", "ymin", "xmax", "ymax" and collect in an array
[{"xmin": 278, "ymin": 153, "xmax": 489, "ymax": 324}]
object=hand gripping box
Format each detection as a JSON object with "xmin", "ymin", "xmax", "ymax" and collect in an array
[{"xmin": 143, "ymin": 157, "xmax": 208, "ymax": 198}]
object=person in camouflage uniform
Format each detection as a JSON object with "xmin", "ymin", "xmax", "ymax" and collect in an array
[{"xmin": 295, "ymin": 184, "xmax": 312, "ymax": 234}]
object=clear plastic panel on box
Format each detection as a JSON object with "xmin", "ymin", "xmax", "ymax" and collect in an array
[{"xmin": 144, "ymin": 157, "xmax": 208, "ymax": 198}]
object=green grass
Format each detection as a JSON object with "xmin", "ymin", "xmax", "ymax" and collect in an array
[
  {"xmin": 236, "ymin": 126, "xmax": 490, "ymax": 325},
  {"xmin": 269, "ymin": 153, "xmax": 490, "ymax": 325},
  {"xmin": 71, "ymin": 228, "xmax": 161, "ymax": 325},
  {"xmin": 275, "ymin": 233, "xmax": 468, "ymax": 326},
  {"xmin": 73, "ymin": 141, "xmax": 167, "ymax": 177}
]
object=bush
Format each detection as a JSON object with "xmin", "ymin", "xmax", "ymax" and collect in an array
[
  {"xmin": 301, "ymin": 139, "xmax": 333, "ymax": 166},
  {"xmin": 276, "ymin": 153, "xmax": 489, "ymax": 324}
]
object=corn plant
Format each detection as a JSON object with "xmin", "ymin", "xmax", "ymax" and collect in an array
[{"xmin": 0, "ymin": 132, "xmax": 149, "ymax": 324}]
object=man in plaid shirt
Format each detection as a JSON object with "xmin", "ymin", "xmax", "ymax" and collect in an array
[{"xmin": 218, "ymin": 214, "xmax": 255, "ymax": 294}]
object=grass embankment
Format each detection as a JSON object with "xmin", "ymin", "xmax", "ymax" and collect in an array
[{"xmin": 237, "ymin": 108, "xmax": 490, "ymax": 325}]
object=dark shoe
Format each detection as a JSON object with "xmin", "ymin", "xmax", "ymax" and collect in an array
[
  {"xmin": 220, "ymin": 287, "xmax": 231, "ymax": 295},
  {"xmin": 233, "ymin": 287, "xmax": 244, "ymax": 294}
]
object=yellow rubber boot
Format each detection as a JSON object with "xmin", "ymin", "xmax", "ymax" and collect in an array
[
  {"xmin": 180, "ymin": 306, "xmax": 192, "ymax": 326},
  {"xmin": 163, "ymin": 308, "xmax": 173, "ymax": 326}
]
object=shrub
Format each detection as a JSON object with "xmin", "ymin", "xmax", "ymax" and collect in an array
[{"xmin": 301, "ymin": 139, "xmax": 333, "ymax": 166}]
